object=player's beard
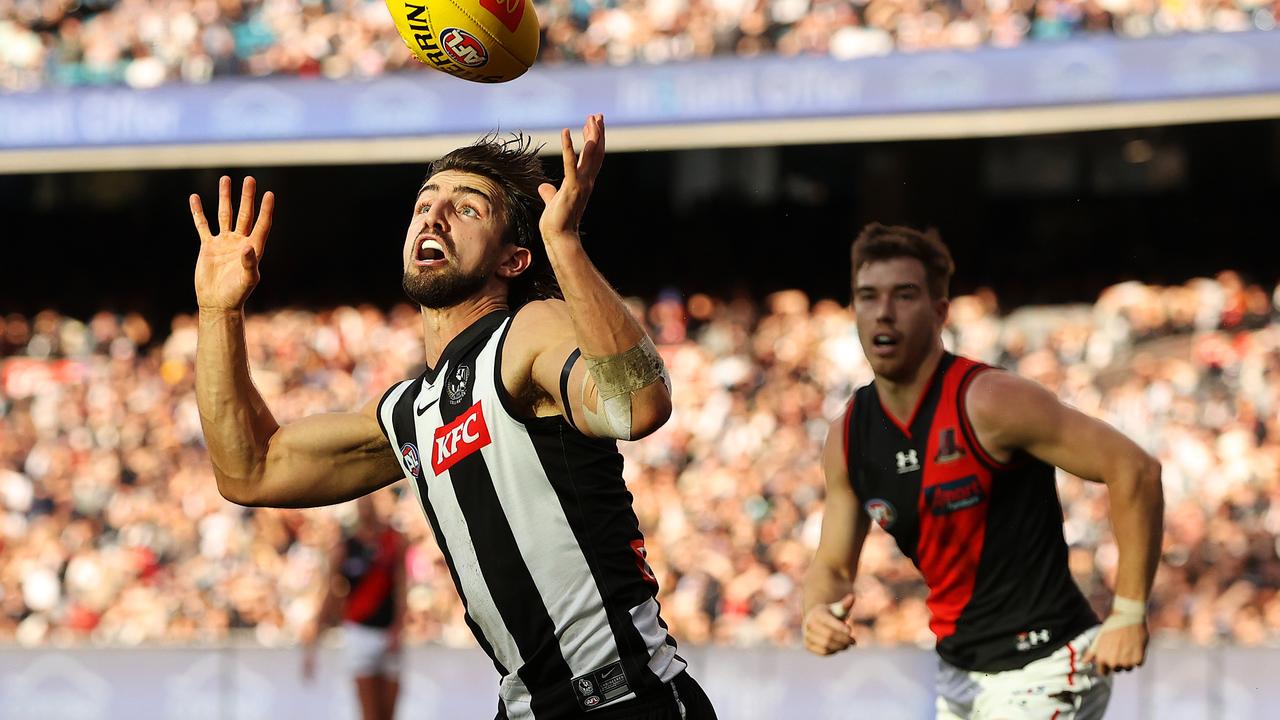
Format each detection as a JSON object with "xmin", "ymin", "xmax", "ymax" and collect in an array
[{"xmin": 402, "ymin": 263, "xmax": 491, "ymax": 309}]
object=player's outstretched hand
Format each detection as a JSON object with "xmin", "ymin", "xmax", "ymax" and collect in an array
[
  {"xmin": 191, "ymin": 175, "xmax": 275, "ymax": 312},
  {"xmin": 803, "ymin": 593, "xmax": 858, "ymax": 656},
  {"xmin": 1083, "ymin": 622, "xmax": 1148, "ymax": 675},
  {"xmin": 538, "ymin": 114, "xmax": 604, "ymax": 244}
]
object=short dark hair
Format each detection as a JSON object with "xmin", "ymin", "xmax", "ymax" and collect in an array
[
  {"xmin": 850, "ymin": 223, "xmax": 955, "ymax": 299},
  {"xmin": 424, "ymin": 132, "xmax": 562, "ymax": 306}
]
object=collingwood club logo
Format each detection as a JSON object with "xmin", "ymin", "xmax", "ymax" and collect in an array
[
  {"xmin": 895, "ymin": 449, "xmax": 920, "ymax": 474},
  {"xmin": 447, "ymin": 364, "xmax": 470, "ymax": 404}
]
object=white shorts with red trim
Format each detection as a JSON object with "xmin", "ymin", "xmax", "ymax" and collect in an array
[
  {"xmin": 342, "ymin": 621, "xmax": 401, "ymax": 678},
  {"xmin": 935, "ymin": 625, "xmax": 1112, "ymax": 720}
]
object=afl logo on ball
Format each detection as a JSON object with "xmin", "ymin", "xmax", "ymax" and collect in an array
[
  {"xmin": 401, "ymin": 443, "xmax": 422, "ymax": 478},
  {"xmin": 440, "ymin": 28, "xmax": 489, "ymax": 68},
  {"xmin": 864, "ymin": 498, "xmax": 896, "ymax": 530}
]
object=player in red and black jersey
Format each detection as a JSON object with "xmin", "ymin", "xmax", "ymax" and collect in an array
[
  {"xmin": 303, "ymin": 493, "xmax": 407, "ymax": 720},
  {"xmin": 802, "ymin": 224, "xmax": 1164, "ymax": 719}
]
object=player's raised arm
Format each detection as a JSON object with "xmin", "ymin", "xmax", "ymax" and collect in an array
[
  {"xmin": 192, "ymin": 176, "xmax": 403, "ymax": 507},
  {"xmin": 801, "ymin": 407, "xmax": 870, "ymax": 656},
  {"xmin": 964, "ymin": 369, "xmax": 1164, "ymax": 674},
  {"xmin": 525, "ymin": 114, "xmax": 671, "ymax": 440}
]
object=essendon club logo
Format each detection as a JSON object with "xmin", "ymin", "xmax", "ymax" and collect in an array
[
  {"xmin": 432, "ymin": 401, "xmax": 492, "ymax": 474},
  {"xmin": 935, "ymin": 427, "xmax": 966, "ymax": 463},
  {"xmin": 440, "ymin": 27, "xmax": 488, "ymax": 68},
  {"xmin": 924, "ymin": 475, "xmax": 985, "ymax": 516},
  {"xmin": 400, "ymin": 443, "xmax": 422, "ymax": 478},
  {"xmin": 480, "ymin": 0, "xmax": 524, "ymax": 33}
]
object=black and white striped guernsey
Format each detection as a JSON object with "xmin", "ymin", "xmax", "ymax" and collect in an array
[{"xmin": 375, "ymin": 309, "xmax": 686, "ymax": 718}]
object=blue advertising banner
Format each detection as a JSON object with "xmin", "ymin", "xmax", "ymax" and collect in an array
[{"xmin": 1, "ymin": 32, "xmax": 1278, "ymax": 150}]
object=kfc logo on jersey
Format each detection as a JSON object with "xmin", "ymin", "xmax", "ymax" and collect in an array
[
  {"xmin": 864, "ymin": 498, "xmax": 897, "ymax": 530},
  {"xmin": 400, "ymin": 443, "xmax": 422, "ymax": 478},
  {"xmin": 895, "ymin": 449, "xmax": 920, "ymax": 474},
  {"xmin": 480, "ymin": 0, "xmax": 524, "ymax": 33},
  {"xmin": 431, "ymin": 401, "xmax": 492, "ymax": 474},
  {"xmin": 440, "ymin": 28, "xmax": 489, "ymax": 68},
  {"xmin": 925, "ymin": 474, "xmax": 985, "ymax": 515}
]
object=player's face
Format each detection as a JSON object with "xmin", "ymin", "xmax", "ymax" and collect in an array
[
  {"xmin": 402, "ymin": 171, "xmax": 516, "ymax": 309},
  {"xmin": 853, "ymin": 257, "xmax": 948, "ymax": 382}
]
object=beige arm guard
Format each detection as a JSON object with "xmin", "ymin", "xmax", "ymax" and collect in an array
[
  {"xmin": 580, "ymin": 336, "xmax": 670, "ymax": 441},
  {"xmin": 1090, "ymin": 595, "xmax": 1146, "ymax": 650}
]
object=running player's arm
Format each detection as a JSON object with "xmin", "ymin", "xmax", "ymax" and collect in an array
[
  {"xmin": 965, "ymin": 370, "xmax": 1163, "ymax": 672},
  {"xmin": 389, "ymin": 531, "xmax": 408, "ymax": 651},
  {"xmin": 802, "ymin": 410, "xmax": 870, "ymax": 656},
  {"xmin": 521, "ymin": 113, "xmax": 672, "ymax": 441},
  {"xmin": 302, "ymin": 536, "xmax": 348, "ymax": 678},
  {"xmin": 192, "ymin": 176, "xmax": 404, "ymax": 508}
]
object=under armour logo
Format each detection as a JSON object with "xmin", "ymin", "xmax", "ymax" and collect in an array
[
  {"xmin": 895, "ymin": 449, "xmax": 920, "ymax": 474},
  {"xmin": 1016, "ymin": 628, "xmax": 1052, "ymax": 651}
]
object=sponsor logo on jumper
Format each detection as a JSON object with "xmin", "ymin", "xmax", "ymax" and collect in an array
[
  {"xmin": 480, "ymin": 0, "xmax": 524, "ymax": 33},
  {"xmin": 1016, "ymin": 628, "xmax": 1051, "ymax": 651},
  {"xmin": 935, "ymin": 427, "xmax": 966, "ymax": 463},
  {"xmin": 400, "ymin": 443, "xmax": 422, "ymax": 478},
  {"xmin": 415, "ymin": 395, "xmax": 439, "ymax": 416},
  {"xmin": 924, "ymin": 475, "xmax": 985, "ymax": 515},
  {"xmin": 430, "ymin": 401, "xmax": 492, "ymax": 474},
  {"xmin": 895, "ymin": 449, "xmax": 920, "ymax": 474},
  {"xmin": 864, "ymin": 498, "xmax": 897, "ymax": 530}
]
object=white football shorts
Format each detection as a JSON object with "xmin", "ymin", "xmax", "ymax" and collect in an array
[{"xmin": 935, "ymin": 625, "xmax": 1112, "ymax": 720}]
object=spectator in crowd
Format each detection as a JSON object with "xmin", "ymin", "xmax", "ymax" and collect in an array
[
  {"xmin": 1, "ymin": 0, "xmax": 1276, "ymax": 91},
  {"xmin": 0, "ymin": 273, "xmax": 1278, "ymax": 651}
]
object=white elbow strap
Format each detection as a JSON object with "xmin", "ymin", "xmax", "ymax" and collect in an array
[{"xmin": 581, "ymin": 336, "xmax": 669, "ymax": 440}]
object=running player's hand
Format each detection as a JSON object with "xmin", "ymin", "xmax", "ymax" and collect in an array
[
  {"xmin": 538, "ymin": 114, "xmax": 604, "ymax": 244},
  {"xmin": 191, "ymin": 175, "xmax": 275, "ymax": 311},
  {"xmin": 803, "ymin": 593, "xmax": 857, "ymax": 656},
  {"xmin": 1083, "ymin": 622, "xmax": 1148, "ymax": 675}
]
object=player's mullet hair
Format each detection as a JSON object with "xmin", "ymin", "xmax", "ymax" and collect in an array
[
  {"xmin": 424, "ymin": 131, "xmax": 563, "ymax": 307},
  {"xmin": 850, "ymin": 223, "xmax": 956, "ymax": 300}
]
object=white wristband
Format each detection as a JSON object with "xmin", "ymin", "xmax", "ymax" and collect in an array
[{"xmin": 1098, "ymin": 595, "xmax": 1146, "ymax": 635}]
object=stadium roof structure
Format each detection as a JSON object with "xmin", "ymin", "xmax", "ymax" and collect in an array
[{"xmin": 1, "ymin": 32, "xmax": 1278, "ymax": 173}]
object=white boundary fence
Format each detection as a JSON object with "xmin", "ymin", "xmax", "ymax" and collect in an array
[{"xmin": 0, "ymin": 644, "xmax": 1274, "ymax": 719}]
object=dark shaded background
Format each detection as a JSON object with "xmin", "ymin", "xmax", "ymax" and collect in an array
[{"xmin": 3, "ymin": 118, "xmax": 1277, "ymax": 322}]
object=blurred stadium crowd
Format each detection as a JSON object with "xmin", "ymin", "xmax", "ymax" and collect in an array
[
  {"xmin": 1, "ymin": 0, "xmax": 1277, "ymax": 91},
  {"xmin": 1, "ymin": 273, "xmax": 1278, "ymax": 651}
]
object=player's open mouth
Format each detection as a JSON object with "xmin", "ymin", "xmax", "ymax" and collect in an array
[
  {"xmin": 415, "ymin": 237, "xmax": 448, "ymax": 267},
  {"xmin": 871, "ymin": 333, "xmax": 899, "ymax": 356}
]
